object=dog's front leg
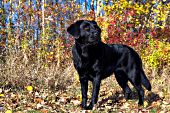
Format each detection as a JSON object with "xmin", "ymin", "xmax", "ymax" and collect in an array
[
  {"xmin": 87, "ymin": 76, "xmax": 101, "ymax": 110},
  {"xmin": 80, "ymin": 77, "xmax": 88, "ymax": 109}
]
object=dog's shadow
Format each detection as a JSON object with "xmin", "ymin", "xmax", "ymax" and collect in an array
[{"xmin": 98, "ymin": 90, "xmax": 161, "ymax": 107}]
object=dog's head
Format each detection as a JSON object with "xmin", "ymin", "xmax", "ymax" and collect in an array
[{"xmin": 67, "ymin": 20, "xmax": 101, "ymax": 44}]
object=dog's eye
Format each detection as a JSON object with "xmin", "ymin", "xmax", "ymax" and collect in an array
[{"xmin": 84, "ymin": 27, "xmax": 90, "ymax": 31}]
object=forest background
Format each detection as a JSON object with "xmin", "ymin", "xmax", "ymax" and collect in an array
[{"xmin": 0, "ymin": 0, "xmax": 170, "ymax": 112}]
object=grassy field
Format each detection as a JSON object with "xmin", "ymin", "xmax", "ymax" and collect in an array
[{"xmin": 0, "ymin": 49, "xmax": 170, "ymax": 113}]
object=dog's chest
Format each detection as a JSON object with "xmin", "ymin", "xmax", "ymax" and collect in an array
[
  {"xmin": 76, "ymin": 54, "xmax": 95, "ymax": 70},
  {"xmin": 72, "ymin": 45, "xmax": 99, "ymax": 71}
]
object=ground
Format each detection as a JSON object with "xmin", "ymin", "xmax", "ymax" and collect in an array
[{"xmin": 0, "ymin": 66, "xmax": 170, "ymax": 113}]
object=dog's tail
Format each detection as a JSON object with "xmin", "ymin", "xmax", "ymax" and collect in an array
[{"xmin": 141, "ymin": 70, "xmax": 151, "ymax": 91}]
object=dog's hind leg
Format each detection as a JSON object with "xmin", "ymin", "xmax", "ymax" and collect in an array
[
  {"xmin": 132, "ymin": 83, "xmax": 144, "ymax": 105},
  {"xmin": 114, "ymin": 70, "xmax": 132, "ymax": 100},
  {"xmin": 129, "ymin": 71, "xmax": 144, "ymax": 105}
]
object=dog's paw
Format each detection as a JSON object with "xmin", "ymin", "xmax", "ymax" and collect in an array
[
  {"xmin": 85, "ymin": 105, "xmax": 93, "ymax": 110},
  {"xmin": 85, "ymin": 103, "xmax": 98, "ymax": 110},
  {"xmin": 80, "ymin": 104, "xmax": 87, "ymax": 109},
  {"xmin": 80, "ymin": 102, "xmax": 87, "ymax": 109},
  {"xmin": 124, "ymin": 92, "xmax": 131, "ymax": 100},
  {"xmin": 80, "ymin": 100, "xmax": 87, "ymax": 109},
  {"xmin": 138, "ymin": 101, "xmax": 144, "ymax": 106}
]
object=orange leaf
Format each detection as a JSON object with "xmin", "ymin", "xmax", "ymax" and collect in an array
[
  {"xmin": 40, "ymin": 109, "xmax": 49, "ymax": 113},
  {"xmin": 35, "ymin": 98, "xmax": 43, "ymax": 103}
]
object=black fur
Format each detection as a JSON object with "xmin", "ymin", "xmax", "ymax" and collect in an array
[{"xmin": 67, "ymin": 20, "xmax": 151, "ymax": 110}]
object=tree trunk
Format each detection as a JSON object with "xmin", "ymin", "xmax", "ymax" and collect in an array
[
  {"xmin": 8, "ymin": 0, "xmax": 13, "ymax": 49},
  {"xmin": 42, "ymin": 0, "xmax": 45, "ymax": 40},
  {"xmin": 16, "ymin": 0, "xmax": 21, "ymax": 49},
  {"xmin": 29, "ymin": 0, "xmax": 33, "ymax": 49},
  {"xmin": 96, "ymin": 0, "xmax": 102, "ymax": 17},
  {"xmin": 90, "ymin": 0, "xmax": 95, "ymax": 19},
  {"xmin": 36, "ymin": 0, "xmax": 41, "ymax": 49},
  {"xmin": 84, "ymin": 0, "xmax": 87, "ymax": 12},
  {"xmin": 0, "ymin": 0, "xmax": 6, "ymax": 57}
]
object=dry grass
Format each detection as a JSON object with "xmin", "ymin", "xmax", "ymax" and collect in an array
[
  {"xmin": 0, "ymin": 49, "xmax": 75, "ymax": 92},
  {"xmin": 0, "ymin": 49, "xmax": 170, "ymax": 112}
]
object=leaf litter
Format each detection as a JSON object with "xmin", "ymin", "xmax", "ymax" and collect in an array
[{"xmin": 0, "ymin": 76, "xmax": 170, "ymax": 113}]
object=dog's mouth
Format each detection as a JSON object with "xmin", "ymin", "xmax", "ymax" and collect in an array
[
  {"xmin": 76, "ymin": 38, "xmax": 100, "ymax": 45},
  {"xmin": 89, "ymin": 38, "xmax": 100, "ymax": 45},
  {"xmin": 75, "ymin": 33, "xmax": 101, "ymax": 45}
]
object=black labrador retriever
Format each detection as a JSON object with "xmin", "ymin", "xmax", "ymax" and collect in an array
[{"xmin": 67, "ymin": 20, "xmax": 151, "ymax": 110}]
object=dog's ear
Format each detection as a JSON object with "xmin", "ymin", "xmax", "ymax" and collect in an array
[
  {"xmin": 67, "ymin": 20, "xmax": 84, "ymax": 38},
  {"xmin": 91, "ymin": 20, "xmax": 97, "ymax": 25}
]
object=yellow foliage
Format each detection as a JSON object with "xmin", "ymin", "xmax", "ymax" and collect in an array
[
  {"xmin": 0, "ymin": 94, "xmax": 5, "ymax": 97},
  {"xmin": 102, "ymin": 0, "xmax": 169, "ymax": 30},
  {"xmin": 144, "ymin": 101, "xmax": 148, "ymax": 108},
  {"xmin": 5, "ymin": 110, "xmax": 12, "ymax": 113}
]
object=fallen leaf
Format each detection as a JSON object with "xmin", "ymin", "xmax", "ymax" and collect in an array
[
  {"xmin": 35, "ymin": 92, "xmax": 40, "ymax": 97},
  {"xmin": 158, "ymin": 91, "xmax": 165, "ymax": 98},
  {"xmin": 35, "ymin": 98, "xmax": 43, "ymax": 103},
  {"xmin": 76, "ymin": 94, "xmax": 82, "ymax": 102},
  {"xmin": 162, "ymin": 101, "xmax": 169, "ymax": 105},
  {"xmin": 0, "ymin": 94, "xmax": 4, "ymax": 97},
  {"xmin": 71, "ymin": 99, "xmax": 80, "ymax": 106},
  {"xmin": 105, "ymin": 105, "xmax": 112, "ymax": 109},
  {"xmin": 11, "ymin": 93, "xmax": 16, "ymax": 98},
  {"xmin": 5, "ymin": 110, "xmax": 12, "ymax": 113},
  {"xmin": 144, "ymin": 101, "xmax": 148, "ymax": 108},
  {"xmin": 160, "ymin": 111, "xmax": 166, "ymax": 113},
  {"xmin": 59, "ymin": 97, "xmax": 65, "ymax": 103},
  {"xmin": 26, "ymin": 86, "xmax": 33, "ymax": 92},
  {"xmin": 120, "ymin": 102, "xmax": 129, "ymax": 109},
  {"xmin": 152, "ymin": 101, "xmax": 161, "ymax": 106},
  {"xmin": 36, "ymin": 103, "xmax": 43, "ymax": 109},
  {"xmin": 40, "ymin": 109, "xmax": 49, "ymax": 113}
]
